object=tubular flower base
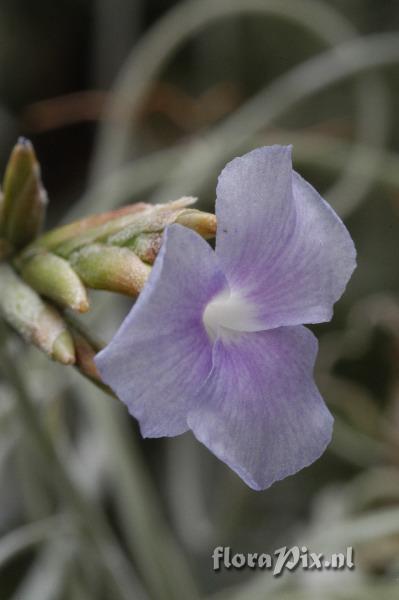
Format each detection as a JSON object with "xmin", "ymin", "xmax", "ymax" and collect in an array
[{"xmin": 95, "ymin": 146, "xmax": 357, "ymax": 491}]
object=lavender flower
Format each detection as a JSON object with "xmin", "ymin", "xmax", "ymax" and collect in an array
[{"xmin": 95, "ymin": 146, "xmax": 356, "ymax": 490}]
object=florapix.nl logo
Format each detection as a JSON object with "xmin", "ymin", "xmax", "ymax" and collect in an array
[{"xmin": 212, "ymin": 546, "xmax": 354, "ymax": 575}]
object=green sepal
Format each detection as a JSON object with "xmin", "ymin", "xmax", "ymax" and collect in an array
[
  {"xmin": 0, "ymin": 263, "xmax": 75, "ymax": 365},
  {"xmin": 17, "ymin": 252, "xmax": 90, "ymax": 313},
  {"xmin": 69, "ymin": 244, "xmax": 151, "ymax": 297}
]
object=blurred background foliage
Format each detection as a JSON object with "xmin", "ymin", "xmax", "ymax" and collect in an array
[{"xmin": 1, "ymin": 0, "xmax": 399, "ymax": 598}]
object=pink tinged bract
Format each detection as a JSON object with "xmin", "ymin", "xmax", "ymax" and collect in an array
[{"xmin": 95, "ymin": 145, "xmax": 356, "ymax": 491}]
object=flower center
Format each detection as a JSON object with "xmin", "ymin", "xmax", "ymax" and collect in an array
[{"xmin": 202, "ymin": 289, "xmax": 259, "ymax": 340}]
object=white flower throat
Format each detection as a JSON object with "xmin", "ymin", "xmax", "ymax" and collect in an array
[{"xmin": 202, "ymin": 289, "xmax": 260, "ymax": 340}]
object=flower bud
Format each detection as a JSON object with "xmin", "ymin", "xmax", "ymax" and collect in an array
[
  {"xmin": 123, "ymin": 207, "xmax": 216, "ymax": 264},
  {"xmin": 128, "ymin": 232, "xmax": 162, "ymax": 264},
  {"xmin": 69, "ymin": 244, "xmax": 151, "ymax": 297},
  {"xmin": 174, "ymin": 209, "xmax": 216, "ymax": 239},
  {"xmin": 0, "ymin": 263, "xmax": 75, "ymax": 365},
  {"xmin": 25, "ymin": 196, "xmax": 216, "ymax": 267},
  {"xmin": 29, "ymin": 202, "xmax": 149, "ymax": 252},
  {"xmin": 17, "ymin": 252, "xmax": 90, "ymax": 313},
  {"xmin": 48, "ymin": 203, "xmax": 154, "ymax": 258},
  {"xmin": 52, "ymin": 331, "xmax": 76, "ymax": 365},
  {"xmin": 105, "ymin": 197, "xmax": 197, "ymax": 247},
  {"xmin": 1, "ymin": 138, "xmax": 47, "ymax": 250}
]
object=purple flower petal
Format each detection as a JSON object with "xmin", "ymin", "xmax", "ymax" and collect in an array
[
  {"xmin": 187, "ymin": 326, "xmax": 333, "ymax": 490},
  {"xmin": 95, "ymin": 225, "xmax": 227, "ymax": 437},
  {"xmin": 215, "ymin": 146, "xmax": 356, "ymax": 330},
  {"xmin": 96, "ymin": 144, "xmax": 355, "ymax": 490}
]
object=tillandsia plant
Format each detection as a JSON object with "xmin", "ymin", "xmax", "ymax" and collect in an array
[
  {"xmin": 0, "ymin": 138, "xmax": 216, "ymax": 383},
  {"xmin": 0, "ymin": 140, "xmax": 356, "ymax": 491}
]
